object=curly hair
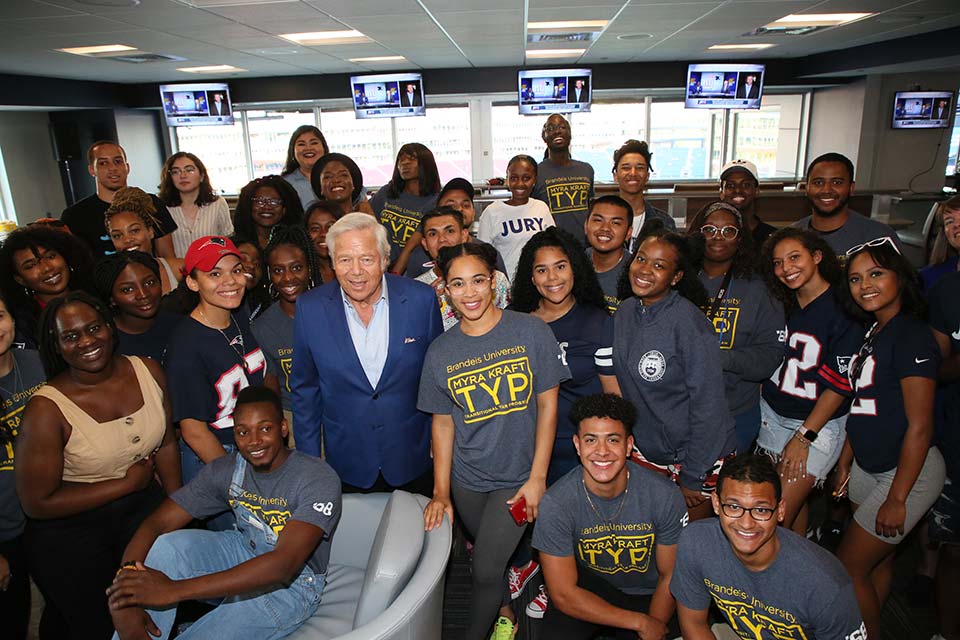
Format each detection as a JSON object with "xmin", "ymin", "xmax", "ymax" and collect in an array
[
  {"xmin": 510, "ymin": 227, "xmax": 607, "ymax": 314},
  {"xmin": 569, "ymin": 393, "xmax": 637, "ymax": 437},
  {"xmin": 386, "ymin": 143, "xmax": 441, "ymax": 199},
  {"xmin": 0, "ymin": 225, "xmax": 95, "ymax": 327},
  {"xmin": 158, "ymin": 152, "xmax": 219, "ymax": 207},
  {"xmin": 264, "ymin": 225, "xmax": 322, "ymax": 296},
  {"xmin": 281, "ymin": 125, "xmax": 329, "ymax": 176},
  {"xmin": 104, "ymin": 187, "xmax": 159, "ymax": 232},
  {"xmin": 38, "ymin": 291, "xmax": 117, "ymax": 379},
  {"xmin": 759, "ymin": 228, "xmax": 842, "ymax": 316},
  {"xmin": 92, "ymin": 250, "xmax": 161, "ymax": 303},
  {"xmin": 841, "ymin": 241, "xmax": 926, "ymax": 323},
  {"xmin": 616, "ymin": 223, "xmax": 708, "ymax": 308},
  {"xmin": 613, "ymin": 139, "xmax": 653, "ymax": 174},
  {"xmin": 233, "ymin": 175, "xmax": 304, "ymax": 242},
  {"xmin": 686, "ymin": 200, "xmax": 757, "ymax": 279}
]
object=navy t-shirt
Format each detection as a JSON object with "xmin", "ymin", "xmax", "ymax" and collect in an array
[
  {"xmin": 117, "ymin": 311, "xmax": 182, "ymax": 363},
  {"xmin": 165, "ymin": 312, "xmax": 266, "ymax": 445},
  {"xmin": 928, "ymin": 272, "xmax": 960, "ymax": 480},
  {"xmin": 846, "ymin": 313, "xmax": 940, "ymax": 473},
  {"xmin": 761, "ymin": 287, "xmax": 863, "ymax": 420},
  {"xmin": 547, "ymin": 303, "xmax": 614, "ymax": 483}
]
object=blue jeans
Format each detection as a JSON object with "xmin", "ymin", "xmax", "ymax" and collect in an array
[{"xmin": 114, "ymin": 529, "xmax": 324, "ymax": 640}]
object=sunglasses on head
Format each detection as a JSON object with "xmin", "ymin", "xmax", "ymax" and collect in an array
[{"xmin": 845, "ymin": 236, "xmax": 901, "ymax": 257}]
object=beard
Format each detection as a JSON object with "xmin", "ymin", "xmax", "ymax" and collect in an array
[{"xmin": 809, "ymin": 194, "xmax": 849, "ymax": 218}]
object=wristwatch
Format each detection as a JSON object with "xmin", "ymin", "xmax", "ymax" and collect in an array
[{"xmin": 797, "ymin": 424, "xmax": 818, "ymax": 443}]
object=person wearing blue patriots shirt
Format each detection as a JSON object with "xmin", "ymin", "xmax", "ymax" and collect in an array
[
  {"xmin": 757, "ymin": 228, "xmax": 863, "ymax": 534},
  {"xmin": 834, "ymin": 238, "xmax": 945, "ymax": 640},
  {"xmin": 165, "ymin": 237, "xmax": 266, "ymax": 495}
]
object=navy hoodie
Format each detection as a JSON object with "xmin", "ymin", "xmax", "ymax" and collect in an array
[{"xmin": 613, "ymin": 290, "xmax": 736, "ymax": 490}]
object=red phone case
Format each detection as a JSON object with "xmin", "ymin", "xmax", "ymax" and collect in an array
[{"xmin": 509, "ymin": 497, "xmax": 527, "ymax": 526}]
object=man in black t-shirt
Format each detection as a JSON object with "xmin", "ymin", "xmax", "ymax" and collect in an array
[
  {"xmin": 533, "ymin": 394, "xmax": 687, "ymax": 639},
  {"xmin": 61, "ymin": 140, "xmax": 177, "ymax": 259}
]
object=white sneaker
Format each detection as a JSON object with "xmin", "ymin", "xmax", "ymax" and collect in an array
[{"xmin": 525, "ymin": 584, "xmax": 548, "ymax": 619}]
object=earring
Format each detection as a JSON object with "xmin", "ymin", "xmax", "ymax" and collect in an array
[{"xmin": 268, "ymin": 282, "xmax": 279, "ymax": 299}]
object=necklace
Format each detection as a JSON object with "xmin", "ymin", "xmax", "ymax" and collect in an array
[
  {"xmin": 198, "ymin": 308, "xmax": 248, "ymax": 373},
  {"xmin": 0, "ymin": 354, "xmax": 23, "ymax": 403},
  {"xmin": 581, "ymin": 470, "xmax": 629, "ymax": 538}
]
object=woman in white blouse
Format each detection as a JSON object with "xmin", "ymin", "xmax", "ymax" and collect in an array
[{"xmin": 159, "ymin": 152, "xmax": 233, "ymax": 258}]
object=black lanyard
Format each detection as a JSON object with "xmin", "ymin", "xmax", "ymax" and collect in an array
[{"xmin": 706, "ymin": 270, "xmax": 734, "ymax": 321}]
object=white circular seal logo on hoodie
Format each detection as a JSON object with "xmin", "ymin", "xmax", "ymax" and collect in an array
[{"xmin": 638, "ymin": 350, "xmax": 666, "ymax": 382}]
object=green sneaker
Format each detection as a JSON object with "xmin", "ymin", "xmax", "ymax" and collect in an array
[{"xmin": 489, "ymin": 616, "xmax": 517, "ymax": 640}]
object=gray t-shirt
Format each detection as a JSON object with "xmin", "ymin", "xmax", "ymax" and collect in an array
[
  {"xmin": 672, "ymin": 520, "xmax": 866, "ymax": 639},
  {"xmin": 252, "ymin": 304, "xmax": 294, "ymax": 411},
  {"xmin": 172, "ymin": 451, "xmax": 341, "ymax": 575},
  {"xmin": 418, "ymin": 310, "xmax": 570, "ymax": 491},
  {"xmin": 533, "ymin": 158, "xmax": 595, "ymax": 243},
  {"xmin": 587, "ymin": 248, "xmax": 627, "ymax": 314},
  {"xmin": 0, "ymin": 349, "xmax": 46, "ymax": 541},
  {"xmin": 533, "ymin": 464, "xmax": 687, "ymax": 595},
  {"xmin": 792, "ymin": 210, "xmax": 902, "ymax": 256},
  {"xmin": 370, "ymin": 186, "xmax": 438, "ymax": 262}
]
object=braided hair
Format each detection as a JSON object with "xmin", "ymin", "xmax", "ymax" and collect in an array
[
  {"xmin": 264, "ymin": 225, "xmax": 323, "ymax": 297},
  {"xmin": 38, "ymin": 291, "xmax": 117, "ymax": 379},
  {"xmin": 104, "ymin": 187, "xmax": 160, "ymax": 232},
  {"xmin": 92, "ymin": 251, "xmax": 161, "ymax": 303}
]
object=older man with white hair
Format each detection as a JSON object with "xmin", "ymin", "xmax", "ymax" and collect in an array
[{"xmin": 291, "ymin": 212, "xmax": 443, "ymax": 494}]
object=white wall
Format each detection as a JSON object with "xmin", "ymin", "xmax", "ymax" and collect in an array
[
  {"xmin": 115, "ymin": 109, "xmax": 166, "ymax": 194},
  {"xmin": 0, "ymin": 111, "xmax": 67, "ymax": 224},
  {"xmin": 807, "ymin": 80, "xmax": 866, "ymax": 169}
]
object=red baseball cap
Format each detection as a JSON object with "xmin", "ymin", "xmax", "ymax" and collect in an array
[{"xmin": 182, "ymin": 236, "xmax": 241, "ymax": 275}]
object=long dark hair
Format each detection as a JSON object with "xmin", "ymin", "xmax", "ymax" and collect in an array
[
  {"xmin": 38, "ymin": 291, "xmax": 117, "ymax": 379},
  {"xmin": 760, "ymin": 228, "xmax": 842, "ymax": 316},
  {"xmin": 511, "ymin": 227, "xmax": 607, "ymax": 314},
  {"xmin": 386, "ymin": 143, "xmax": 441, "ymax": 199},
  {"xmin": 264, "ymin": 225, "xmax": 322, "ymax": 297},
  {"xmin": 0, "ymin": 225, "xmax": 95, "ymax": 325},
  {"xmin": 282, "ymin": 125, "xmax": 329, "ymax": 176},
  {"xmin": 158, "ymin": 152, "xmax": 219, "ymax": 207},
  {"xmin": 233, "ymin": 175, "xmax": 304, "ymax": 242},
  {"xmin": 616, "ymin": 222, "xmax": 709, "ymax": 308},
  {"xmin": 841, "ymin": 242, "xmax": 926, "ymax": 323},
  {"xmin": 687, "ymin": 200, "xmax": 757, "ymax": 279}
]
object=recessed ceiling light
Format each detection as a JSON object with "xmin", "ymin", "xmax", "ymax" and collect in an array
[
  {"xmin": 57, "ymin": 44, "xmax": 138, "ymax": 57},
  {"xmin": 617, "ymin": 33, "xmax": 653, "ymax": 41},
  {"xmin": 279, "ymin": 30, "xmax": 371, "ymax": 45},
  {"xmin": 177, "ymin": 64, "xmax": 246, "ymax": 73},
  {"xmin": 528, "ymin": 20, "xmax": 608, "ymax": 31},
  {"xmin": 349, "ymin": 56, "xmax": 406, "ymax": 63},
  {"xmin": 769, "ymin": 13, "xmax": 873, "ymax": 27},
  {"xmin": 707, "ymin": 43, "xmax": 775, "ymax": 51},
  {"xmin": 526, "ymin": 49, "xmax": 586, "ymax": 58}
]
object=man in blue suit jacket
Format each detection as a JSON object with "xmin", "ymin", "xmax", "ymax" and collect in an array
[{"xmin": 291, "ymin": 213, "xmax": 443, "ymax": 494}]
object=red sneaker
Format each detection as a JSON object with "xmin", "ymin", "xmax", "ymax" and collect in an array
[
  {"xmin": 507, "ymin": 560, "xmax": 540, "ymax": 600},
  {"xmin": 525, "ymin": 584, "xmax": 549, "ymax": 619}
]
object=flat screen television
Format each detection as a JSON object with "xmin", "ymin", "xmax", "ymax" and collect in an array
[
  {"xmin": 892, "ymin": 91, "xmax": 955, "ymax": 129},
  {"xmin": 518, "ymin": 68, "xmax": 592, "ymax": 115},
  {"xmin": 351, "ymin": 73, "xmax": 425, "ymax": 119},
  {"xmin": 159, "ymin": 83, "xmax": 234, "ymax": 126},
  {"xmin": 685, "ymin": 64, "xmax": 764, "ymax": 110}
]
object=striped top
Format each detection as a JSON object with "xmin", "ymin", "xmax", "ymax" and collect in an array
[{"xmin": 167, "ymin": 196, "xmax": 234, "ymax": 258}]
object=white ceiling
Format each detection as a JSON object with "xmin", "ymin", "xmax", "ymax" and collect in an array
[{"xmin": 0, "ymin": 0, "xmax": 957, "ymax": 83}]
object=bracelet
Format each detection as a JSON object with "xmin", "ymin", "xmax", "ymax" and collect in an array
[{"xmin": 792, "ymin": 432, "xmax": 811, "ymax": 448}]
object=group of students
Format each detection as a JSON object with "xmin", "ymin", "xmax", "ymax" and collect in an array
[{"xmin": 0, "ymin": 113, "xmax": 956, "ymax": 640}]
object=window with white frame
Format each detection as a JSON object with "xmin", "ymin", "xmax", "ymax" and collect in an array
[
  {"xmin": 395, "ymin": 106, "xmax": 472, "ymax": 185},
  {"xmin": 246, "ymin": 109, "xmax": 316, "ymax": 177},
  {"xmin": 174, "ymin": 121, "xmax": 248, "ymax": 195},
  {"xmin": 320, "ymin": 110, "xmax": 394, "ymax": 188},
  {"xmin": 649, "ymin": 102, "xmax": 721, "ymax": 180}
]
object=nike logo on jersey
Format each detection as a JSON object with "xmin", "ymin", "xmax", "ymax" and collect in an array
[{"xmin": 915, "ymin": 357, "xmax": 930, "ymax": 364}]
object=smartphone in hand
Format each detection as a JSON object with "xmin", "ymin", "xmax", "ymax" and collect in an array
[{"xmin": 509, "ymin": 497, "xmax": 528, "ymax": 526}]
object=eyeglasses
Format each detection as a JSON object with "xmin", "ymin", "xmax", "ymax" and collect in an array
[
  {"xmin": 845, "ymin": 236, "xmax": 901, "ymax": 256},
  {"xmin": 701, "ymin": 224, "xmax": 739, "ymax": 240},
  {"xmin": 719, "ymin": 502, "xmax": 778, "ymax": 521},
  {"xmin": 169, "ymin": 166, "xmax": 197, "ymax": 176},
  {"xmin": 543, "ymin": 123, "xmax": 570, "ymax": 134},
  {"xmin": 446, "ymin": 274, "xmax": 491, "ymax": 293},
  {"xmin": 252, "ymin": 197, "xmax": 283, "ymax": 208}
]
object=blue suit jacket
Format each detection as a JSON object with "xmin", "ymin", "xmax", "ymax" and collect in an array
[{"xmin": 291, "ymin": 274, "xmax": 443, "ymax": 488}]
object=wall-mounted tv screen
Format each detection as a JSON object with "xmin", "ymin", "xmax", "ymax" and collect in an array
[
  {"xmin": 351, "ymin": 73, "xmax": 425, "ymax": 119},
  {"xmin": 892, "ymin": 91, "xmax": 954, "ymax": 129},
  {"xmin": 518, "ymin": 68, "xmax": 592, "ymax": 115},
  {"xmin": 685, "ymin": 64, "xmax": 764, "ymax": 110},
  {"xmin": 160, "ymin": 83, "xmax": 234, "ymax": 127}
]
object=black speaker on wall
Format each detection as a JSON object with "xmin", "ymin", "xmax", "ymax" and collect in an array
[{"xmin": 49, "ymin": 122, "xmax": 82, "ymax": 161}]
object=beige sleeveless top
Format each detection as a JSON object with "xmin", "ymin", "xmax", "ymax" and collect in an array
[{"xmin": 33, "ymin": 356, "xmax": 166, "ymax": 483}]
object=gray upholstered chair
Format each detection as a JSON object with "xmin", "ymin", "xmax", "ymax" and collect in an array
[{"xmin": 290, "ymin": 491, "xmax": 452, "ymax": 640}]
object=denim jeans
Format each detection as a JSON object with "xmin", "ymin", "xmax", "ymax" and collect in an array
[{"xmin": 112, "ymin": 529, "xmax": 324, "ymax": 640}]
